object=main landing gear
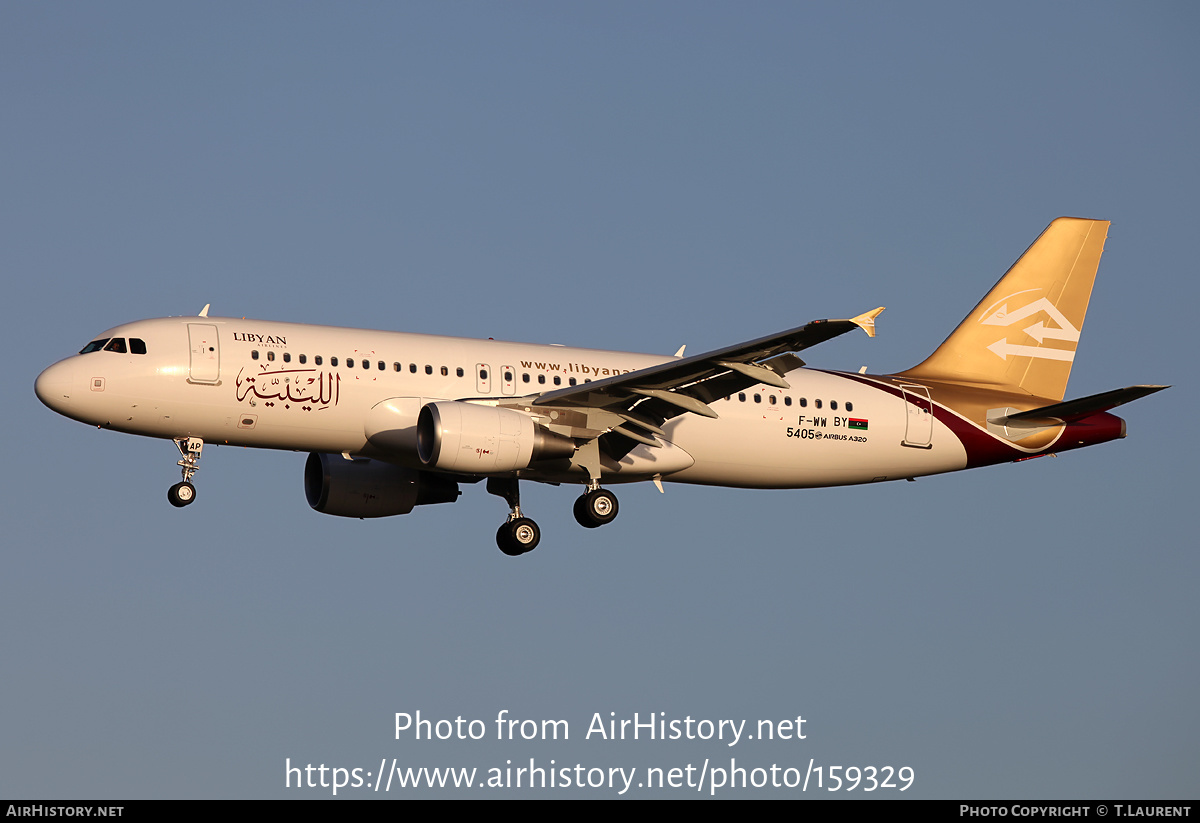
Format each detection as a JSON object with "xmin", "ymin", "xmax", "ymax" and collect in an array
[
  {"xmin": 573, "ymin": 485, "xmax": 619, "ymax": 529},
  {"xmin": 488, "ymin": 477, "xmax": 540, "ymax": 556},
  {"xmin": 167, "ymin": 437, "xmax": 203, "ymax": 508},
  {"xmin": 488, "ymin": 477, "xmax": 622, "ymax": 556},
  {"xmin": 496, "ymin": 518, "xmax": 541, "ymax": 557}
]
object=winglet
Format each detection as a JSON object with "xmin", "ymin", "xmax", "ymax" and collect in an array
[
  {"xmin": 851, "ymin": 307, "xmax": 885, "ymax": 338},
  {"xmin": 198, "ymin": 304, "xmax": 210, "ymax": 317}
]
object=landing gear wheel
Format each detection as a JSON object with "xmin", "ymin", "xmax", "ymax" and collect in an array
[
  {"xmin": 167, "ymin": 481, "xmax": 196, "ymax": 508},
  {"xmin": 574, "ymin": 488, "xmax": 619, "ymax": 529},
  {"xmin": 496, "ymin": 517, "xmax": 540, "ymax": 556}
]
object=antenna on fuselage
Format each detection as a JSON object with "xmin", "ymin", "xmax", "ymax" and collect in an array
[{"xmin": 198, "ymin": 304, "xmax": 210, "ymax": 317}]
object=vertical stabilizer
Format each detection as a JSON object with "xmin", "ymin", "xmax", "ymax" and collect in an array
[{"xmin": 898, "ymin": 217, "xmax": 1109, "ymax": 401}]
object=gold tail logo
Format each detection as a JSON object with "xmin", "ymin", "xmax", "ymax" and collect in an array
[
  {"xmin": 980, "ymin": 291, "xmax": 1081, "ymax": 363},
  {"xmin": 899, "ymin": 217, "xmax": 1107, "ymax": 401}
]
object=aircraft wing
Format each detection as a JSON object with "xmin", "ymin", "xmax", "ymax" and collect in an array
[{"xmin": 527, "ymin": 308, "xmax": 883, "ymax": 449}]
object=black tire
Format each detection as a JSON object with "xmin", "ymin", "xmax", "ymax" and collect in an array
[
  {"xmin": 572, "ymin": 495, "xmax": 594, "ymax": 528},
  {"xmin": 574, "ymin": 488, "xmax": 618, "ymax": 528},
  {"xmin": 167, "ymin": 481, "xmax": 196, "ymax": 508},
  {"xmin": 496, "ymin": 517, "xmax": 540, "ymax": 555}
]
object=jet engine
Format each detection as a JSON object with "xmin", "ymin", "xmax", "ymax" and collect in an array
[
  {"xmin": 304, "ymin": 452, "xmax": 460, "ymax": 518},
  {"xmin": 417, "ymin": 401, "xmax": 576, "ymax": 474}
]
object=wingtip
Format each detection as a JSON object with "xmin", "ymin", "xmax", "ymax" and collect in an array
[{"xmin": 851, "ymin": 307, "xmax": 885, "ymax": 338}]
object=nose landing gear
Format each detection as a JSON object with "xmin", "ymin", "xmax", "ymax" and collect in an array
[
  {"xmin": 168, "ymin": 437, "xmax": 203, "ymax": 508},
  {"xmin": 167, "ymin": 480, "xmax": 196, "ymax": 507}
]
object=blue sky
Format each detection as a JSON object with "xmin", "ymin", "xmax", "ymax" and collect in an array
[{"xmin": 3, "ymin": 2, "xmax": 1196, "ymax": 798}]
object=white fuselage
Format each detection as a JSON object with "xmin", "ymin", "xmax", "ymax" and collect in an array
[{"xmin": 36, "ymin": 315, "xmax": 969, "ymax": 490}]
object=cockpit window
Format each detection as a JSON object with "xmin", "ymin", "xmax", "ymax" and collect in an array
[
  {"xmin": 79, "ymin": 339, "xmax": 111, "ymax": 354},
  {"xmin": 130, "ymin": 338, "xmax": 147, "ymax": 355},
  {"xmin": 103, "ymin": 338, "xmax": 127, "ymax": 353}
]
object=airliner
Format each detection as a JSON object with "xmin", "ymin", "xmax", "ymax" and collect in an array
[{"xmin": 35, "ymin": 218, "xmax": 1165, "ymax": 555}]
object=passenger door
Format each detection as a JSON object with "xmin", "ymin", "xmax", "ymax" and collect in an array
[{"xmin": 188, "ymin": 324, "xmax": 221, "ymax": 384}]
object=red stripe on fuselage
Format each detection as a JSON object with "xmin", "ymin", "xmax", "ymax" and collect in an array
[{"xmin": 819, "ymin": 371, "xmax": 1125, "ymax": 469}]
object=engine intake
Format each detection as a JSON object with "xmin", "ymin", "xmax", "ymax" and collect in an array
[{"xmin": 417, "ymin": 401, "xmax": 576, "ymax": 474}]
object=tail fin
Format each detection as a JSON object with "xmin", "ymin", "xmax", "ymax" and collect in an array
[{"xmin": 898, "ymin": 217, "xmax": 1109, "ymax": 401}]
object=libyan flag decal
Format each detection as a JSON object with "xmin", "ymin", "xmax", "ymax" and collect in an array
[{"xmin": 848, "ymin": 418, "xmax": 868, "ymax": 430}]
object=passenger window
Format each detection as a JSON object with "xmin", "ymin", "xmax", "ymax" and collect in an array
[
  {"xmin": 479, "ymin": 369, "xmax": 488, "ymax": 380},
  {"xmin": 569, "ymin": 377, "xmax": 577, "ymax": 386},
  {"xmin": 831, "ymin": 400, "xmax": 838, "ymax": 411},
  {"xmin": 347, "ymin": 358, "xmax": 355, "ymax": 368},
  {"xmin": 799, "ymin": 398, "xmax": 807, "ymax": 408},
  {"xmin": 299, "ymin": 354, "xmax": 307, "ymax": 364},
  {"xmin": 283, "ymin": 353, "xmax": 291, "ymax": 363},
  {"xmin": 538, "ymin": 374, "xmax": 546, "ymax": 384},
  {"xmin": 104, "ymin": 338, "xmax": 127, "ymax": 353},
  {"xmin": 846, "ymin": 401, "xmax": 854, "ymax": 412},
  {"xmin": 266, "ymin": 351, "xmax": 275, "ymax": 362},
  {"xmin": 753, "ymin": 394, "xmax": 761, "ymax": 403},
  {"xmin": 441, "ymin": 366, "xmax": 448, "ymax": 376},
  {"xmin": 523, "ymin": 374, "xmax": 530, "ymax": 383},
  {"xmin": 394, "ymin": 362, "xmax": 401, "ymax": 372},
  {"xmin": 769, "ymin": 395, "xmax": 776, "ymax": 405},
  {"xmin": 331, "ymin": 357, "xmax": 338, "ymax": 367},
  {"xmin": 251, "ymin": 350, "xmax": 260, "ymax": 360},
  {"xmin": 553, "ymin": 376, "xmax": 561, "ymax": 386},
  {"xmin": 410, "ymin": 364, "xmax": 417, "ymax": 373},
  {"xmin": 130, "ymin": 338, "xmax": 147, "ymax": 355},
  {"xmin": 738, "ymin": 393, "xmax": 746, "ymax": 402},
  {"xmin": 815, "ymin": 399, "xmax": 822, "ymax": 409},
  {"xmin": 504, "ymin": 371, "xmax": 513, "ymax": 382},
  {"xmin": 457, "ymin": 367, "xmax": 464, "ymax": 377},
  {"xmin": 784, "ymin": 396, "xmax": 792, "ymax": 407},
  {"xmin": 315, "ymin": 355, "xmax": 323, "ymax": 366},
  {"xmin": 425, "ymin": 365, "xmax": 433, "ymax": 375}
]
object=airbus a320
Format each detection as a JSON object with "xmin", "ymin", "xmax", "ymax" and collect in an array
[{"xmin": 35, "ymin": 218, "xmax": 1166, "ymax": 555}]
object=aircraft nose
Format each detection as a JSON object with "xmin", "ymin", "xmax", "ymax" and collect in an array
[{"xmin": 35, "ymin": 359, "xmax": 78, "ymax": 414}]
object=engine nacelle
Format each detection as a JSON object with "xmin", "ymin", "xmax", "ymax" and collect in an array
[
  {"xmin": 304, "ymin": 452, "xmax": 460, "ymax": 518},
  {"xmin": 417, "ymin": 401, "xmax": 576, "ymax": 474}
]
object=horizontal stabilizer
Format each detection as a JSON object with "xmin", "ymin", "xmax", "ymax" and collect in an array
[{"xmin": 987, "ymin": 385, "xmax": 1169, "ymax": 428}]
